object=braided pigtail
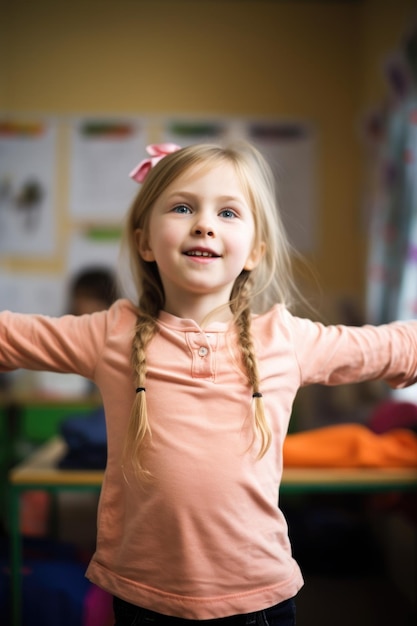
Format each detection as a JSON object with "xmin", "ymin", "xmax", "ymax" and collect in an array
[
  {"xmin": 231, "ymin": 273, "xmax": 272, "ymax": 459},
  {"xmin": 122, "ymin": 311, "xmax": 158, "ymax": 480}
]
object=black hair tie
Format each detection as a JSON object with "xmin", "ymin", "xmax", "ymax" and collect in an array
[
  {"xmin": 252, "ymin": 392, "xmax": 263, "ymax": 398},
  {"xmin": 136, "ymin": 387, "xmax": 146, "ymax": 393}
]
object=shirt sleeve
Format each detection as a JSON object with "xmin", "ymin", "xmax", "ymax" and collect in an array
[
  {"xmin": 283, "ymin": 309, "xmax": 417, "ymax": 390},
  {"xmin": 0, "ymin": 305, "xmax": 112, "ymax": 380}
]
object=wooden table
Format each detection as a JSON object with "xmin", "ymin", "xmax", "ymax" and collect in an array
[{"xmin": 8, "ymin": 438, "xmax": 417, "ymax": 626}]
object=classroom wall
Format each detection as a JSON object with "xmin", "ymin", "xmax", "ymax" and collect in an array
[{"xmin": 1, "ymin": 0, "xmax": 416, "ymax": 315}]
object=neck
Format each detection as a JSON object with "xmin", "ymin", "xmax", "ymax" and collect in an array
[{"xmin": 163, "ymin": 296, "xmax": 233, "ymax": 327}]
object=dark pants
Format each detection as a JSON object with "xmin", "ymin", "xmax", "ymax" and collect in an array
[{"xmin": 113, "ymin": 597, "xmax": 296, "ymax": 626}]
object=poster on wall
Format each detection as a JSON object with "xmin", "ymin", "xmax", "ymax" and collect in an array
[
  {"xmin": 162, "ymin": 118, "xmax": 228, "ymax": 147},
  {"xmin": 66, "ymin": 229, "xmax": 127, "ymax": 296},
  {"xmin": 0, "ymin": 117, "xmax": 58, "ymax": 257},
  {"xmin": 69, "ymin": 116, "xmax": 148, "ymax": 223},
  {"xmin": 67, "ymin": 231, "xmax": 121, "ymax": 276},
  {"xmin": 0, "ymin": 271, "xmax": 66, "ymax": 315},
  {"xmin": 248, "ymin": 121, "xmax": 317, "ymax": 253}
]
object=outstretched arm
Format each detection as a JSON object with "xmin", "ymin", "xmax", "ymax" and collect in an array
[
  {"xmin": 0, "ymin": 308, "xmax": 108, "ymax": 380},
  {"xmin": 285, "ymin": 311, "xmax": 417, "ymax": 390}
]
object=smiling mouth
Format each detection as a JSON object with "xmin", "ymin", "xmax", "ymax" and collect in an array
[{"xmin": 184, "ymin": 251, "xmax": 219, "ymax": 258}]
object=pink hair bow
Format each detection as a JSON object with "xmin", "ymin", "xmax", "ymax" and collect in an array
[{"xmin": 129, "ymin": 143, "xmax": 182, "ymax": 183}]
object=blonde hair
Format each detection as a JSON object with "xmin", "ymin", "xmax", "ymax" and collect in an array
[{"xmin": 122, "ymin": 141, "xmax": 297, "ymax": 479}]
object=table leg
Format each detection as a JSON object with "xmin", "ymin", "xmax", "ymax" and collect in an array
[{"xmin": 9, "ymin": 485, "xmax": 22, "ymax": 626}]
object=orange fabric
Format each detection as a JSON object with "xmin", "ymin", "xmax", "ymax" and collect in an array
[{"xmin": 283, "ymin": 424, "xmax": 417, "ymax": 468}]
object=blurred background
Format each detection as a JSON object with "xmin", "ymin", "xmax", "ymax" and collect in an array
[
  {"xmin": 1, "ymin": 1, "xmax": 417, "ymax": 625},
  {"xmin": 1, "ymin": 0, "xmax": 417, "ymax": 320}
]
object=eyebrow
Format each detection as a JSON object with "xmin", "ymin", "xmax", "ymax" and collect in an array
[{"xmin": 167, "ymin": 191, "xmax": 246, "ymax": 204}]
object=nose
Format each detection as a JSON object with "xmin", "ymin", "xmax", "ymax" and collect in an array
[
  {"xmin": 194, "ymin": 226, "xmax": 214, "ymax": 237},
  {"xmin": 192, "ymin": 216, "xmax": 215, "ymax": 238}
]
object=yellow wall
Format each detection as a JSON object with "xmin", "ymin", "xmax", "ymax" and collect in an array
[{"xmin": 1, "ymin": 0, "xmax": 416, "ymax": 313}]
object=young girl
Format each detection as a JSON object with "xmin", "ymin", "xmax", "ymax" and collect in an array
[{"xmin": 1, "ymin": 142, "xmax": 417, "ymax": 626}]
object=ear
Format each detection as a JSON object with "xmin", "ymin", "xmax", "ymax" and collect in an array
[
  {"xmin": 244, "ymin": 241, "xmax": 265, "ymax": 271},
  {"xmin": 134, "ymin": 228, "xmax": 155, "ymax": 262}
]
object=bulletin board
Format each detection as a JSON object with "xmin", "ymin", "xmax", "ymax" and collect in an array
[{"xmin": 0, "ymin": 113, "xmax": 317, "ymax": 315}]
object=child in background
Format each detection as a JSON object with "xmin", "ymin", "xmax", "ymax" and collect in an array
[
  {"xmin": 67, "ymin": 267, "xmax": 120, "ymax": 316},
  {"xmin": 1, "ymin": 142, "xmax": 417, "ymax": 626}
]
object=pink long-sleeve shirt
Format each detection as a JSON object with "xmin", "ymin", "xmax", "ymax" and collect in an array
[{"xmin": 1, "ymin": 299, "xmax": 417, "ymax": 619}]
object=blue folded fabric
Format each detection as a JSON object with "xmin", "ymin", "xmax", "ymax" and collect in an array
[{"xmin": 58, "ymin": 408, "xmax": 107, "ymax": 469}]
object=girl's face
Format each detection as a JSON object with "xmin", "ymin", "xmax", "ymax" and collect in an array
[{"xmin": 135, "ymin": 161, "xmax": 264, "ymax": 319}]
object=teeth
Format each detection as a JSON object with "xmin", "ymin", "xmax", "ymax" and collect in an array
[{"xmin": 187, "ymin": 251, "xmax": 213, "ymax": 257}]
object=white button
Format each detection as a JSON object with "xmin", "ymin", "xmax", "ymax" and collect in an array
[{"xmin": 198, "ymin": 346, "xmax": 208, "ymax": 357}]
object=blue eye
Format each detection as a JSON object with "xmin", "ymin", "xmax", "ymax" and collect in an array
[
  {"xmin": 172, "ymin": 204, "xmax": 191, "ymax": 214},
  {"xmin": 219, "ymin": 209, "xmax": 236, "ymax": 219}
]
